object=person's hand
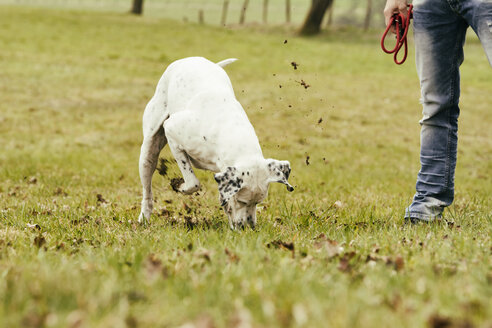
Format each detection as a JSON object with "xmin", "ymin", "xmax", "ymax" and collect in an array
[{"xmin": 383, "ymin": 0, "xmax": 409, "ymax": 33}]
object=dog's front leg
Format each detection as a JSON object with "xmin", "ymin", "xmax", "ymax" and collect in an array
[{"xmin": 167, "ymin": 140, "xmax": 201, "ymax": 194}]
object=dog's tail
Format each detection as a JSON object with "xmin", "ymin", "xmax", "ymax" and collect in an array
[{"xmin": 216, "ymin": 58, "xmax": 238, "ymax": 68}]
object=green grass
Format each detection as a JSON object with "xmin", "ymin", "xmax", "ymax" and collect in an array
[{"xmin": 0, "ymin": 5, "xmax": 491, "ymax": 328}]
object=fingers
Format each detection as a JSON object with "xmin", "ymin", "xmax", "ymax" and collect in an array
[
  {"xmin": 398, "ymin": 2, "xmax": 409, "ymax": 20},
  {"xmin": 383, "ymin": 0, "xmax": 409, "ymax": 34}
]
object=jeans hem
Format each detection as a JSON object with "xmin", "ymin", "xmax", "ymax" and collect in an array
[{"xmin": 404, "ymin": 211, "xmax": 442, "ymax": 222}]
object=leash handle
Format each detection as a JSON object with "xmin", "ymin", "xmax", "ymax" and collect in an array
[{"xmin": 381, "ymin": 4, "xmax": 413, "ymax": 65}]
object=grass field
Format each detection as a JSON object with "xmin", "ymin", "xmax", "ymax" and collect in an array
[{"xmin": 0, "ymin": 5, "xmax": 491, "ymax": 328}]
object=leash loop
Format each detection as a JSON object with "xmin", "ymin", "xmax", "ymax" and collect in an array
[{"xmin": 381, "ymin": 4, "xmax": 413, "ymax": 65}]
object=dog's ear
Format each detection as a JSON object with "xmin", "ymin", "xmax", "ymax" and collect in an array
[
  {"xmin": 214, "ymin": 167, "xmax": 243, "ymax": 206},
  {"xmin": 266, "ymin": 159, "xmax": 294, "ymax": 192}
]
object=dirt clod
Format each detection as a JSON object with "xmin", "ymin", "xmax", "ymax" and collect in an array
[
  {"xmin": 291, "ymin": 61, "xmax": 299, "ymax": 70},
  {"xmin": 157, "ymin": 158, "xmax": 171, "ymax": 177},
  {"xmin": 267, "ymin": 240, "xmax": 294, "ymax": 251},
  {"xmin": 170, "ymin": 178, "xmax": 184, "ymax": 192},
  {"xmin": 96, "ymin": 193, "xmax": 106, "ymax": 203},
  {"xmin": 297, "ymin": 79, "xmax": 310, "ymax": 89},
  {"xmin": 33, "ymin": 234, "xmax": 46, "ymax": 248}
]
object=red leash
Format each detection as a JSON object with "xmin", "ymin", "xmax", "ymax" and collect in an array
[{"xmin": 381, "ymin": 4, "xmax": 413, "ymax": 65}]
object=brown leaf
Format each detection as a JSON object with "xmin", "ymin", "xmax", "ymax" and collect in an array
[
  {"xmin": 338, "ymin": 251, "xmax": 356, "ymax": 272},
  {"xmin": 338, "ymin": 257, "xmax": 351, "ymax": 272},
  {"xmin": 267, "ymin": 240, "xmax": 294, "ymax": 251},
  {"xmin": 183, "ymin": 202, "xmax": 192, "ymax": 214},
  {"xmin": 427, "ymin": 314, "xmax": 452, "ymax": 328},
  {"xmin": 184, "ymin": 216, "xmax": 195, "ymax": 230},
  {"xmin": 96, "ymin": 193, "xmax": 106, "ymax": 203},
  {"xmin": 144, "ymin": 254, "xmax": 164, "ymax": 279},
  {"xmin": 125, "ymin": 315, "xmax": 138, "ymax": 328},
  {"xmin": 225, "ymin": 248, "xmax": 240, "ymax": 263},
  {"xmin": 157, "ymin": 207, "xmax": 171, "ymax": 217},
  {"xmin": 54, "ymin": 187, "xmax": 67, "ymax": 196},
  {"xmin": 26, "ymin": 223, "xmax": 41, "ymax": 231},
  {"xmin": 182, "ymin": 314, "xmax": 215, "ymax": 328},
  {"xmin": 197, "ymin": 248, "xmax": 212, "ymax": 262},
  {"xmin": 22, "ymin": 312, "xmax": 47, "ymax": 328},
  {"xmin": 273, "ymin": 217, "xmax": 283, "ymax": 227},
  {"xmin": 313, "ymin": 237, "xmax": 342, "ymax": 258},
  {"xmin": 366, "ymin": 253, "xmax": 379, "ymax": 262},
  {"xmin": 33, "ymin": 234, "xmax": 46, "ymax": 248},
  {"xmin": 385, "ymin": 293, "xmax": 401, "ymax": 311},
  {"xmin": 394, "ymin": 255, "xmax": 405, "ymax": 271}
]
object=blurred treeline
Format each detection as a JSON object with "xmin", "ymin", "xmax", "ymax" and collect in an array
[{"xmin": 2, "ymin": 0, "xmax": 389, "ymax": 29}]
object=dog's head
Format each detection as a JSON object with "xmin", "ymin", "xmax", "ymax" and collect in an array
[{"xmin": 214, "ymin": 159, "xmax": 293, "ymax": 230}]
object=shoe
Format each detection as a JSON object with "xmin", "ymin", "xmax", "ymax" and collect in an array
[{"xmin": 404, "ymin": 217, "xmax": 427, "ymax": 225}]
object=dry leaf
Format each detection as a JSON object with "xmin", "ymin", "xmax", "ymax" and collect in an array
[
  {"xmin": 197, "ymin": 248, "xmax": 212, "ymax": 262},
  {"xmin": 33, "ymin": 234, "xmax": 46, "ymax": 248},
  {"xmin": 225, "ymin": 248, "xmax": 240, "ymax": 263},
  {"xmin": 96, "ymin": 193, "xmax": 106, "ymax": 203},
  {"xmin": 427, "ymin": 314, "xmax": 452, "ymax": 328},
  {"xmin": 144, "ymin": 254, "xmax": 168, "ymax": 280},
  {"xmin": 394, "ymin": 255, "xmax": 405, "ymax": 271},
  {"xmin": 267, "ymin": 240, "xmax": 294, "ymax": 251},
  {"xmin": 26, "ymin": 223, "xmax": 41, "ymax": 231},
  {"xmin": 333, "ymin": 200, "xmax": 344, "ymax": 209}
]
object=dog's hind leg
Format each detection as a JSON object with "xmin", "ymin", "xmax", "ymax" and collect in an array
[
  {"xmin": 138, "ymin": 126, "xmax": 167, "ymax": 224},
  {"xmin": 138, "ymin": 88, "xmax": 169, "ymax": 224}
]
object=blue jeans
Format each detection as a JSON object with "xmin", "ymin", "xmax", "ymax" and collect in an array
[{"xmin": 405, "ymin": 0, "xmax": 492, "ymax": 221}]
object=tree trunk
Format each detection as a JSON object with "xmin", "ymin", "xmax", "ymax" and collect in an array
[
  {"xmin": 363, "ymin": 0, "xmax": 372, "ymax": 31},
  {"xmin": 299, "ymin": 0, "xmax": 334, "ymax": 35},
  {"xmin": 239, "ymin": 0, "xmax": 249, "ymax": 25},
  {"xmin": 131, "ymin": 0, "xmax": 144, "ymax": 15},
  {"xmin": 198, "ymin": 9, "xmax": 204, "ymax": 24},
  {"xmin": 263, "ymin": 0, "xmax": 269, "ymax": 24},
  {"xmin": 285, "ymin": 0, "xmax": 291, "ymax": 24},
  {"xmin": 326, "ymin": 0, "xmax": 335, "ymax": 27},
  {"xmin": 221, "ymin": 0, "xmax": 229, "ymax": 26}
]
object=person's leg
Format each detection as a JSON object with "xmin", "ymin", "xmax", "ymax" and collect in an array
[
  {"xmin": 461, "ymin": 0, "xmax": 492, "ymax": 66},
  {"xmin": 406, "ymin": 0, "xmax": 469, "ymax": 221}
]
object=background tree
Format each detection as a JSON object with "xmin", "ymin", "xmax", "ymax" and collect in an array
[
  {"xmin": 300, "ymin": 0, "xmax": 334, "ymax": 35},
  {"xmin": 131, "ymin": 0, "xmax": 144, "ymax": 15}
]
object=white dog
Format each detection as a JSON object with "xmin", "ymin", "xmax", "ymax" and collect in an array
[{"xmin": 138, "ymin": 57, "xmax": 293, "ymax": 229}]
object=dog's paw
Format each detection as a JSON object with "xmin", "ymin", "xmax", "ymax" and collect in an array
[
  {"xmin": 138, "ymin": 211, "xmax": 150, "ymax": 225},
  {"xmin": 179, "ymin": 181, "xmax": 201, "ymax": 195}
]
